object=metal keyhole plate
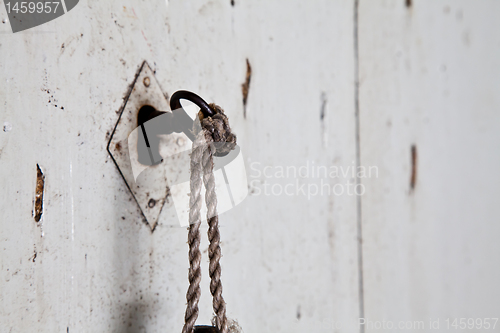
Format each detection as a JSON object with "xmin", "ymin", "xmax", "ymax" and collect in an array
[{"xmin": 107, "ymin": 61, "xmax": 184, "ymax": 230}]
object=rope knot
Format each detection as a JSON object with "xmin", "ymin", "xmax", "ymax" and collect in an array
[{"xmin": 196, "ymin": 104, "xmax": 237, "ymax": 156}]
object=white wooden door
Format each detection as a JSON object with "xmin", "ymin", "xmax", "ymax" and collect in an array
[{"xmin": 1, "ymin": 1, "xmax": 499, "ymax": 332}]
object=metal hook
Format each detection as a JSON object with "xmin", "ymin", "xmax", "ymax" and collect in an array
[
  {"xmin": 137, "ymin": 90, "xmax": 237, "ymax": 166},
  {"xmin": 170, "ymin": 90, "xmax": 215, "ymax": 118}
]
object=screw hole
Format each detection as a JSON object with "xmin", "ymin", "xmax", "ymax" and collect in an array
[{"xmin": 148, "ymin": 198, "xmax": 156, "ymax": 208}]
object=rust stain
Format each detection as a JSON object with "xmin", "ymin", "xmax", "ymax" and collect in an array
[
  {"xmin": 410, "ymin": 145, "xmax": 417, "ymax": 191},
  {"xmin": 241, "ymin": 58, "xmax": 252, "ymax": 118},
  {"xmin": 406, "ymin": 0, "xmax": 412, "ymax": 8},
  {"xmin": 34, "ymin": 164, "xmax": 45, "ymax": 222}
]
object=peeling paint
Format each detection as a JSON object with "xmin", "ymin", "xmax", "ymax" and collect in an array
[
  {"xmin": 410, "ymin": 145, "xmax": 417, "ymax": 191},
  {"xmin": 34, "ymin": 164, "xmax": 45, "ymax": 222},
  {"xmin": 241, "ymin": 59, "xmax": 252, "ymax": 118}
]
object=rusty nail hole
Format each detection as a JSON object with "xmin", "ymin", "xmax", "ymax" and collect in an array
[
  {"xmin": 406, "ymin": 0, "xmax": 412, "ymax": 8},
  {"xmin": 143, "ymin": 77, "xmax": 151, "ymax": 87},
  {"xmin": 34, "ymin": 164, "xmax": 45, "ymax": 222},
  {"xmin": 148, "ymin": 198, "xmax": 156, "ymax": 208},
  {"xmin": 410, "ymin": 145, "xmax": 417, "ymax": 191}
]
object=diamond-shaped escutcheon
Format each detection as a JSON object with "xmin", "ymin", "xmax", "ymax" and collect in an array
[{"xmin": 107, "ymin": 61, "xmax": 174, "ymax": 230}]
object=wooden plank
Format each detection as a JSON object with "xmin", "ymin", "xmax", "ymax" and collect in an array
[
  {"xmin": 359, "ymin": 1, "xmax": 500, "ymax": 331},
  {"xmin": 0, "ymin": 1, "xmax": 361, "ymax": 331}
]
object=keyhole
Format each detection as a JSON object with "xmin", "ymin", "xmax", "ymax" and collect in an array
[{"xmin": 137, "ymin": 105, "xmax": 167, "ymax": 166}]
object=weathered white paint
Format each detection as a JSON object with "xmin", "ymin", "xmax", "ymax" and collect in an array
[
  {"xmin": 0, "ymin": 1, "xmax": 360, "ymax": 332},
  {"xmin": 359, "ymin": 0, "xmax": 500, "ymax": 332},
  {"xmin": 3, "ymin": 0, "xmax": 499, "ymax": 332}
]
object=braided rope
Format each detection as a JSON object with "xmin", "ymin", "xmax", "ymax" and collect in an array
[
  {"xmin": 202, "ymin": 136, "xmax": 228, "ymax": 333},
  {"xmin": 182, "ymin": 104, "xmax": 234, "ymax": 333},
  {"xmin": 182, "ymin": 133, "xmax": 205, "ymax": 333}
]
